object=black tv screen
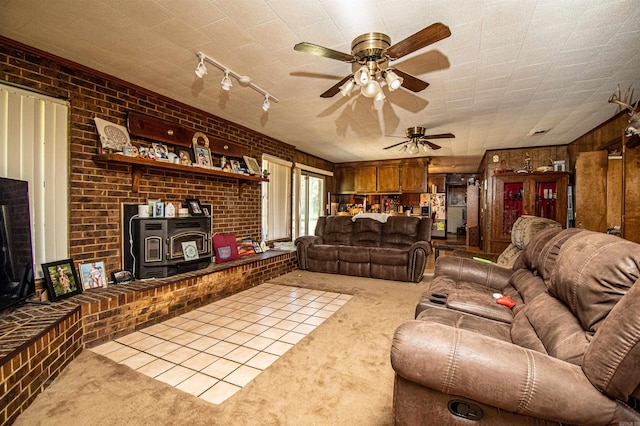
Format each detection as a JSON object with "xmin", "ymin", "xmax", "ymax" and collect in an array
[{"xmin": 0, "ymin": 177, "xmax": 35, "ymax": 311}]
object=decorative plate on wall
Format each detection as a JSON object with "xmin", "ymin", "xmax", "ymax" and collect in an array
[{"xmin": 94, "ymin": 117, "xmax": 131, "ymax": 151}]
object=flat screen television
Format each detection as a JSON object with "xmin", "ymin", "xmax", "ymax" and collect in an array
[{"xmin": 0, "ymin": 177, "xmax": 35, "ymax": 312}]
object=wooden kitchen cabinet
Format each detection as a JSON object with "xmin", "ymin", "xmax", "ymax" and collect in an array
[
  {"xmin": 488, "ymin": 171, "xmax": 568, "ymax": 253},
  {"xmin": 355, "ymin": 165, "xmax": 377, "ymax": 193},
  {"xmin": 377, "ymin": 164, "xmax": 400, "ymax": 192},
  {"xmin": 400, "ymin": 161, "xmax": 427, "ymax": 192},
  {"xmin": 334, "ymin": 165, "xmax": 356, "ymax": 193}
]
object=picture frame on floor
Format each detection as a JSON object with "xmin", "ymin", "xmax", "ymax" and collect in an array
[
  {"xmin": 42, "ymin": 258, "xmax": 82, "ymax": 301},
  {"xmin": 78, "ymin": 261, "xmax": 108, "ymax": 290}
]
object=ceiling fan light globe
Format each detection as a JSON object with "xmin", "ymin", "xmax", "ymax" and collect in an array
[
  {"xmin": 373, "ymin": 90, "xmax": 386, "ymax": 110},
  {"xmin": 385, "ymin": 70, "xmax": 403, "ymax": 91},
  {"xmin": 408, "ymin": 144, "xmax": 418, "ymax": 154},
  {"xmin": 361, "ymin": 80, "xmax": 381, "ymax": 98},
  {"xmin": 354, "ymin": 65, "xmax": 369, "ymax": 86},
  {"xmin": 339, "ymin": 79, "xmax": 356, "ymax": 97}
]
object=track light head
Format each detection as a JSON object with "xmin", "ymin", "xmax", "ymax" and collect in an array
[
  {"xmin": 195, "ymin": 58, "xmax": 207, "ymax": 78},
  {"xmin": 262, "ymin": 95, "xmax": 271, "ymax": 112},
  {"xmin": 221, "ymin": 71, "xmax": 232, "ymax": 91}
]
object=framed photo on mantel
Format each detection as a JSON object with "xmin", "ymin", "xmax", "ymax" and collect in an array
[{"xmin": 243, "ymin": 156, "xmax": 261, "ymax": 175}]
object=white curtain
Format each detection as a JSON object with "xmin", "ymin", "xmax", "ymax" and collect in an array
[
  {"xmin": 0, "ymin": 83, "xmax": 69, "ymax": 275},
  {"xmin": 262, "ymin": 154, "xmax": 292, "ymax": 241}
]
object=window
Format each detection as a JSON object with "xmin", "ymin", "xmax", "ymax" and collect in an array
[
  {"xmin": 292, "ymin": 164, "xmax": 332, "ymax": 238},
  {"xmin": 262, "ymin": 154, "xmax": 292, "ymax": 241},
  {"xmin": 0, "ymin": 83, "xmax": 69, "ymax": 276}
]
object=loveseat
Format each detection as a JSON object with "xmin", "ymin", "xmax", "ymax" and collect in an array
[
  {"xmin": 391, "ymin": 228, "xmax": 640, "ymax": 424},
  {"xmin": 295, "ymin": 215, "xmax": 432, "ymax": 283}
]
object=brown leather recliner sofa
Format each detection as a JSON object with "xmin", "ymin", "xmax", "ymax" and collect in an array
[
  {"xmin": 295, "ymin": 215, "xmax": 432, "ymax": 283},
  {"xmin": 391, "ymin": 227, "xmax": 640, "ymax": 424}
]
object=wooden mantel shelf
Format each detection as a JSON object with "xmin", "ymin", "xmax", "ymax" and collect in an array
[{"xmin": 93, "ymin": 153, "xmax": 267, "ymax": 193}]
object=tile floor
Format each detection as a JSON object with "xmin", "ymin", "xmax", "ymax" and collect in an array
[{"xmin": 90, "ymin": 283, "xmax": 352, "ymax": 405}]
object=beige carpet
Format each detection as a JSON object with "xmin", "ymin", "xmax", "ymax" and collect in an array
[{"xmin": 15, "ymin": 270, "xmax": 431, "ymax": 426}]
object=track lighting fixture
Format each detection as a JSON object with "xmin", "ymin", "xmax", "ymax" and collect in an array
[{"xmin": 195, "ymin": 51, "xmax": 279, "ymax": 111}]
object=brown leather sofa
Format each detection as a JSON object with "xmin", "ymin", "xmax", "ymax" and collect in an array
[
  {"xmin": 295, "ymin": 215, "xmax": 432, "ymax": 283},
  {"xmin": 391, "ymin": 228, "xmax": 640, "ymax": 424}
]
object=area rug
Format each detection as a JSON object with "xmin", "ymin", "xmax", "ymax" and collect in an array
[{"xmin": 14, "ymin": 271, "xmax": 430, "ymax": 426}]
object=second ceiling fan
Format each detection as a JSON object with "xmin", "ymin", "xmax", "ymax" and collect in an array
[
  {"xmin": 384, "ymin": 127, "xmax": 455, "ymax": 153},
  {"xmin": 294, "ymin": 23, "xmax": 451, "ymax": 102}
]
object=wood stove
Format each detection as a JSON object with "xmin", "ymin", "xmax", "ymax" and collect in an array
[{"xmin": 124, "ymin": 215, "xmax": 212, "ymax": 279}]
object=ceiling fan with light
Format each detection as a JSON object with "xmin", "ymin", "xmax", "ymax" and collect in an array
[
  {"xmin": 293, "ymin": 23, "xmax": 451, "ymax": 109},
  {"xmin": 384, "ymin": 126, "xmax": 455, "ymax": 153}
]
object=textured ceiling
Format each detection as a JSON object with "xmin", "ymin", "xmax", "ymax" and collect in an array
[{"xmin": 1, "ymin": 0, "xmax": 639, "ymax": 173}]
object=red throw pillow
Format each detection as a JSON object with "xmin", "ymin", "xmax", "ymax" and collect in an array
[{"xmin": 212, "ymin": 233, "xmax": 240, "ymax": 263}]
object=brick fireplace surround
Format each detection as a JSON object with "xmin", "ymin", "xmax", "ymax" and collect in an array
[{"xmin": 0, "ymin": 251, "xmax": 296, "ymax": 424}]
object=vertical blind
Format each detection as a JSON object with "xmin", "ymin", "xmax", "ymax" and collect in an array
[
  {"xmin": 262, "ymin": 154, "xmax": 292, "ymax": 241},
  {"xmin": 0, "ymin": 83, "xmax": 69, "ymax": 275}
]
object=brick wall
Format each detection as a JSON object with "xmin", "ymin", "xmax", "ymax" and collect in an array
[
  {"xmin": 0, "ymin": 37, "xmax": 299, "ymax": 277},
  {"xmin": 0, "ymin": 308, "xmax": 83, "ymax": 425}
]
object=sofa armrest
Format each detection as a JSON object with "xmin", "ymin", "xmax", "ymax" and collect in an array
[
  {"xmin": 294, "ymin": 235, "xmax": 322, "ymax": 270},
  {"xmin": 391, "ymin": 321, "xmax": 620, "ymax": 425},
  {"xmin": 408, "ymin": 241, "xmax": 432, "ymax": 282},
  {"xmin": 434, "ymin": 256, "xmax": 512, "ymax": 292}
]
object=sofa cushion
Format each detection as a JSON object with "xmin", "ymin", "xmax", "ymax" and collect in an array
[
  {"xmin": 416, "ymin": 308, "xmax": 512, "ymax": 343},
  {"xmin": 381, "ymin": 216, "xmax": 421, "ymax": 249},
  {"xmin": 495, "ymin": 243, "xmax": 521, "ymax": 267},
  {"xmin": 351, "ymin": 218, "xmax": 382, "ymax": 247},
  {"xmin": 306, "ymin": 244, "xmax": 339, "ymax": 273},
  {"xmin": 317, "ymin": 216, "xmax": 353, "ymax": 245},
  {"xmin": 528, "ymin": 228, "xmax": 581, "ymax": 282},
  {"xmin": 337, "ymin": 245, "xmax": 370, "ymax": 277},
  {"xmin": 370, "ymin": 247, "xmax": 408, "ymax": 266},
  {"xmin": 582, "ymin": 281, "xmax": 640, "ymax": 400},
  {"xmin": 509, "ymin": 268, "xmax": 547, "ymax": 306},
  {"xmin": 512, "ymin": 293, "xmax": 590, "ymax": 365},
  {"xmin": 551, "ymin": 232, "xmax": 640, "ymax": 333},
  {"xmin": 510, "ymin": 215, "xmax": 562, "ymax": 250}
]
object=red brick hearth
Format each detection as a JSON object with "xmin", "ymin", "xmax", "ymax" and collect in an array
[{"xmin": 0, "ymin": 251, "xmax": 296, "ymax": 425}]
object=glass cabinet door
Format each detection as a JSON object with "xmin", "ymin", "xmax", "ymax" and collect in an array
[
  {"xmin": 502, "ymin": 182, "xmax": 524, "ymax": 235},
  {"xmin": 535, "ymin": 181, "xmax": 558, "ymax": 221}
]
